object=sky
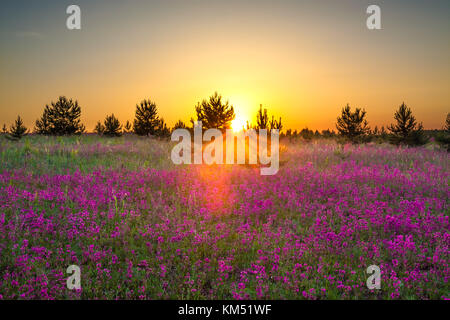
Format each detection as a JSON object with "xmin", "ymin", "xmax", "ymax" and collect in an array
[{"xmin": 0, "ymin": 0, "xmax": 449, "ymax": 131}]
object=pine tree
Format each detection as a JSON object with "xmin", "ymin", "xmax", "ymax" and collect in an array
[
  {"xmin": 94, "ymin": 121, "xmax": 105, "ymax": 135},
  {"xmin": 300, "ymin": 127, "xmax": 314, "ymax": 140},
  {"xmin": 286, "ymin": 129, "xmax": 292, "ymax": 137},
  {"xmin": 103, "ymin": 114, "xmax": 122, "ymax": 137},
  {"xmin": 388, "ymin": 102, "xmax": 427, "ymax": 145},
  {"xmin": 133, "ymin": 100, "xmax": 160, "ymax": 136},
  {"xmin": 9, "ymin": 115, "xmax": 28, "ymax": 140},
  {"xmin": 269, "ymin": 115, "xmax": 283, "ymax": 131},
  {"xmin": 445, "ymin": 113, "xmax": 450, "ymax": 134},
  {"xmin": 256, "ymin": 105, "xmax": 269, "ymax": 130},
  {"xmin": 172, "ymin": 120, "xmax": 187, "ymax": 131},
  {"xmin": 34, "ymin": 107, "xmax": 50, "ymax": 134},
  {"xmin": 372, "ymin": 126, "xmax": 379, "ymax": 136},
  {"xmin": 435, "ymin": 113, "xmax": 450, "ymax": 151},
  {"xmin": 2, "ymin": 124, "xmax": 7, "ymax": 134},
  {"xmin": 156, "ymin": 118, "xmax": 170, "ymax": 137},
  {"xmin": 336, "ymin": 104, "xmax": 370, "ymax": 142},
  {"xmin": 35, "ymin": 96, "xmax": 85, "ymax": 135},
  {"xmin": 123, "ymin": 120, "xmax": 132, "ymax": 133},
  {"xmin": 194, "ymin": 92, "xmax": 235, "ymax": 130}
]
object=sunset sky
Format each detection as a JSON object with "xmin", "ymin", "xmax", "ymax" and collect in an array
[{"xmin": 1, "ymin": 0, "xmax": 449, "ymax": 131}]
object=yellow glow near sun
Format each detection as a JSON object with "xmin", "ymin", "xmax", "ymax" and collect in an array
[
  {"xmin": 231, "ymin": 116, "xmax": 247, "ymax": 132},
  {"xmin": 228, "ymin": 95, "xmax": 252, "ymax": 132}
]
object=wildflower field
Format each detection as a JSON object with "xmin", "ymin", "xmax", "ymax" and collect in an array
[{"xmin": 0, "ymin": 135, "xmax": 448, "ymax": 300}]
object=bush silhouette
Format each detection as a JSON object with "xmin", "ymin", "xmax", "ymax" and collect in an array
[
  {"xmin": 388, "ymin": 103, "xmax": 427, "ymax": 146},
  {"xmin": 35, "ymin": 96, "xmax": 85, "ymax": 135},
  {"xmin": 133, "ymin": 100, "xmax": 160, "ymax": 136}
]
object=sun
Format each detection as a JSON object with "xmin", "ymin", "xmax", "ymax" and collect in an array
[{"xmin": 231, "ymin": 116, "xmax": 247, "ymax": 132}]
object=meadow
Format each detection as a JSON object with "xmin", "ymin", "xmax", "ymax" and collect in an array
[{"xmin": 0, "ymin": 135, "xmax": 448, "ymax": 299}]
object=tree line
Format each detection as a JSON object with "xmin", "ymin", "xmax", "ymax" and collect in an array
[{"xmin": 2, "ymin": 93, "xmax": 449, "ymax": 150}]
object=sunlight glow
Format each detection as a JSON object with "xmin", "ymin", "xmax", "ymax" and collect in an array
[{"xmin": 231, "ymin": 116, "xmax": 247, "ymax": 132}]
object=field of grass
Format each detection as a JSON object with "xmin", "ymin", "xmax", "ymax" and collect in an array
[{"xmin": 0, "ymin": 135, "xmax": 448, "ymax": 299}]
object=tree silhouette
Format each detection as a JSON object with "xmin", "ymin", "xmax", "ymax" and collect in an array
[
  {"xmin": 256, "ymin": 105, "xmax": 269, "ymax": 130},
  {"xmin": 103, "ymin": 114, "xmax": 122, "ymax": 137},
  {"xmin": 9, "ymin": 115, "xmax": 27, "ymax": 140},
  {"xmin": 34, "ymin": 106, "xmax": 51, "ymax": 134},
  {"xmin": 156, "ymin": 118, "xmax": 170, "ymax": 137},
  {"xmin": 2, "ymin": 124, "xmax": 7, "ymax": 134},
  {"xmin": 336, "ymin": 104, "xmax": 370, "ymax": 141},
  {"xmin": 446, "ymin": 113, "xmax": 450, "ymax": 134},
  {"xmin": 35, "ymin": 96, "xmax": 85, "ymax": 135},
  {"xmin": 123, "ymin": 120, "xmax": 132, "ymax": 133},
  {"xmin": 173, "ymin": 120, "xmax": 187, "ymax": 131},
  {"xmin": 435, "ymin": 113, "xmax": 450, "ymax": 151},
  {"xmin": 194, "ymin": 92, "xmax": 235, "ymax": 130},
  {"xmin": 269, "ymin": 115, "xmax": 282, "ymax": 131},
  {"xmin": 321, "ymin": 129, "xmax": 334, "ymax": 138},
  {"xmin": 94, "ymin": 121, "xmax": 105, "ymax": 135},
  {"xmin": 372, "ymin": 126, "xmax": 379, "ymax": 136},
  {"xmin": 388, "ymin": 102, "xmax": 427, "ymax": 145},
  {"xmin": 300, "ymin": 127, "xmax": 314, "ymax": 140},
  {"xmin": 133, "ymin": 100, "xmax": 160, "ymax": 136}
]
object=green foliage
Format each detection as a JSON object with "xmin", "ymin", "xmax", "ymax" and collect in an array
[
  {"xmin": 8, "ymin": 115, "xmax": 28, "ymax": 140},
  {"xmin": 133, "ymin": 100, "xmax": 160, "ymax": 136},
  {"xmin": 194, "ymin": 92, "xmax": 235, "ymax": 130},
  {"xmin": 103, "ymin": 114, "xmax": 122, "ymax": 137},
  {"xmin": 336, "ymin": 104, "xmax": 370, "ymax": 142},
  {"xmin": 388, "ymin": 103, "xmax": 428, "ymax": 146},
  {"xmin": 35, "ymin": 96, "xmax": 85, "ymax": 135}
]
